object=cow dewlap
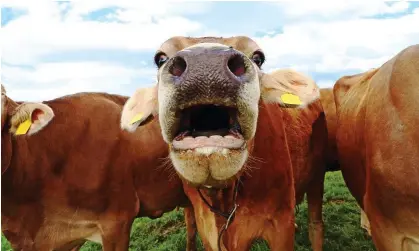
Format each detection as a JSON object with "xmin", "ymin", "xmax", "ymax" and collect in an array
[{"xmin": 15, "ymin": 119, "xmax": 32, "ymax": 135}]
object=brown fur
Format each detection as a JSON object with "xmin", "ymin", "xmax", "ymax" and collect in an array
[
  {"xmin": 1, "ymin": 92, "xmax": 197, "ymax": 251},
  {"xmin": 334, "ymin": 45, "xmax": 419, "ymax": 250},
  {"xmin": 157, "ymin": 36, "xmax": 263, "ymax": 59},
  {"xmin": 148, "ymin": 36, "xmax": 328, "ymax": 251}
]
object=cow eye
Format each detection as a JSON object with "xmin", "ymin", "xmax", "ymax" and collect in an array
[
  {"xmin": 154, "ymin": 53, "xmax": 169, "ymax": 68},
  {"xmin": 251, "ymin": 51, "xmax": 265, "ymax": 68}
]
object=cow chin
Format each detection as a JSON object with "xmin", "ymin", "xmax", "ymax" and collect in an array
[{"xmin": 170, "ymin": 146, "xmax": 248, "ymax": 187}]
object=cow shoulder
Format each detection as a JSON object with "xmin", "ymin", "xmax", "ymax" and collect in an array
[
  {"xmin": 333, "ymin": 68, "xmax": 378, "ymax": 112},
  {"xmin": 386, "ymin": 44, "xmax": 419, "ymax": 126}
]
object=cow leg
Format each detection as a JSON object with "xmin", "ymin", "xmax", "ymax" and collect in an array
[
  {"xmin": 55, "ymin": 240, "xmax": 86, "ymax": 251},
  {"xmin": 360, "ymin": 208, "xmax": 371, "ymax": 236},
  {"xmin": 100, "ymin": 221, "xmax": 133, "ymax": 251},
  {"xmin": 368, "ymin": 218, "xmax": 419, "ymax": 251},
  {"xmin": 184, "ymin": 206, "xmax": 198, "ymax": 251},
  {"xmin": 228, "ymin": 237, "xmax": 254, "ymax": 251},
  {"xmin": 69, "ymin": 243, "xmax": 84, "ymax": 251},
  {"xmin": 52, "ymin": 240, "xmax": 86, "ymax": 251},
  {"xmin": 306, "ymin": 170, "xmax": 325, "ymax": 251},
  {"xmin": 263, "ymin": 211, "xmax": 295, "ymax": 251}
]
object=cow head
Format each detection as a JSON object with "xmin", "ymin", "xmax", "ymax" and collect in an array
[
  {"xmin": 1, "ymin": 84, "xmax": 55, "ymax": 174},
  {"xmin": 121, "ymin": 36, "xmax": 319, "ymax": 187}
]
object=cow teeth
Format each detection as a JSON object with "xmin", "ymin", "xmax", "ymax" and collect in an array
[
  {"xmin": 195, "ymin": 136, "xmax": 208, "ymax": 141},
  {"xmin": 209, "ymin": 135, "xmax": 223, "ymax": 140}
]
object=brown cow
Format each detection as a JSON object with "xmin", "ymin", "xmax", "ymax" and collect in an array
[
  {"xmin": 334, "ymin": 45, "xmax": 419, "ymax": 250},
  {"xmin": 120, "ymin": 36, "xmax": 328, "ymax": 251},
  {"xmin": 1, "ymin": 85, "xmax": 197, "ymax": 251}
]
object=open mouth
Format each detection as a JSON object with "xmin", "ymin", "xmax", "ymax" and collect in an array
[{"xmin": 172, "ymin": 104, "xmax": 245, "ymax": 150}]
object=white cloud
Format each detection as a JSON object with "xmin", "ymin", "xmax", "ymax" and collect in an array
[
  {"xmin": 256, "ymin": 7, "xmax": 419, "ymax": 75},
  {"xmin": 2, "ymin": 62, "xmax": 156, "ymax": 101},
  {"xmin": 1, "ymin": 1, "xmax": 210, "ymax": 101},
  {"xmin": 276, "ymin": 0, "xmax": 410, "ymax": 20},
  {"xmin": 2, "ymin": 1, "xmax": 419, "ymax": 99},
  {"xmin": 317, "ymin": 80, "xmax": 335, "ymax": 89},
  {"xmin": 1, "ymin": 2, "xmax": 209, "ymax": 65}
]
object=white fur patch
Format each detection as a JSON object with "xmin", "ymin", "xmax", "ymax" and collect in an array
[
  {"xmin": 86, "ymin": 231, "xmax": 103, "ymax": 244},
  {"xmin": 360, "ymin": 209, "xmax": 371, "ymax": 236},
  {"xmin": 194, "ymin": 146, "xmax": 230, "ymax": 156},
  {"xmin": 170, "ymin": 147, "xmax": 248, "ymax": 185},
  {"xmin": 184, "ymin": 42, "xmax": 229, "ymax": 50}
]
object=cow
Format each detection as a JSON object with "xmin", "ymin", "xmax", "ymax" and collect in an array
[
  {"xmin": 1, "ymin": 85, "xmax": 197, "ymax": 251},
  {"xmin": 333, "ymin": 44, "xmax": 419, "ymax": 250},
  {"xmin": 120, "ymin": 36, "xmax": 328, "ymax": 251}
]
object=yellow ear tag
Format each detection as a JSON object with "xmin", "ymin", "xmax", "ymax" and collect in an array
[
  {"xmin": 280, "ymin": 93, "xmax": 302, "ymax": 105},
  {"xmin": 15, "ymin": 119, "xmax": 32, "ymax": 135},
  {"xmin": 129, "ymin": 112, "xmax": 144, "ymax": 125}
]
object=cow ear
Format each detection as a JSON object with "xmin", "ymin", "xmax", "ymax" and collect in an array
[
  {"xmin": 260, "ymin": 69, "xmax": 320, "ymax": 108},
  {"xmin": 9, "ymin": 102, "xmax": 55, "ymax": 136},
  {"xmin": 121, "ymin": 85, "xmax": 158, "ymax": 132}
]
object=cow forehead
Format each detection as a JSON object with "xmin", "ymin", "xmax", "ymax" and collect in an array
[{"xmin": 157, "ymin": 36, "xmax": 262, "ymax": 58}]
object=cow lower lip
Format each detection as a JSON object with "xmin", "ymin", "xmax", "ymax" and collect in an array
[{"xmin": 172, "ymin": 134, "xmax": 245, "ymax": 150}]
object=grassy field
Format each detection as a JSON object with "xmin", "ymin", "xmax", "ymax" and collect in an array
[{"xmin": 1, "ymin": 172, "xmax": 375, "ymax": 251}]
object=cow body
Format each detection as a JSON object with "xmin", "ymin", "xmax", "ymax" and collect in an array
[
  {"xmin": 121, "ymin": 36, "xmax": 326, "ymax": 250},
  {"xmin": 1, "ymin": 92, "xmax": 196, "ymax": 251},
  {"xmin": 334, "ymin": 45, "xmax": 419, "ymax": 250}
]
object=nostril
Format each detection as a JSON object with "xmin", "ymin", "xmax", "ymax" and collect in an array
[
  {"xmin": 169, "ymin": 56, "xmax": 187, "ymax": 77},
  {"xmin": 227, "ymin": 54, "xmax": 246, "ymax": 77}
]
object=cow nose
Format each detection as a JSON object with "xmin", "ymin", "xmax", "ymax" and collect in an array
[
  {"xmin": 163, "ymin": 44, "xmax": 255, "ymax": 102},
  {"xmin": 168, "ymin": 45, "xmax": 247, "ymax": 79}
]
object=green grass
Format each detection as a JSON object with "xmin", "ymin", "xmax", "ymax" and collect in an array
[{"xmin": 1, "ymin": 172, "xmax": 375, "ymax": 251}]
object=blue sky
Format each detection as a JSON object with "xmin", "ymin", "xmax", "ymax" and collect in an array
[{"xmin": 2, "ymin": 1, "xmax": 419, "ymax": 101}]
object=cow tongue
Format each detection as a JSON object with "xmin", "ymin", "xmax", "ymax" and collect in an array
[{"xmin": 172, "ymin": 135, "xmax": 244, "ymax": 150}]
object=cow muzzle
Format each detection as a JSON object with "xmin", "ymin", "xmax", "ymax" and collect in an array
[{"xmin": 157, "ymin": 43, "xmax": 261, "ymax": 187}]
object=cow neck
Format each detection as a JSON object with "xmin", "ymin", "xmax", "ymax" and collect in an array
[
  {"xmin": 235, "ymin": 102, "xmax": 295, "ymax": 207},
  {"xmin": 1, "ymin": 99, "xmax": 18, "ymax": 175},
  {"xmin": 197, "ymin": 179, "xmax": 240, "ymax": 251},
  {"xmin": 254, "ymin": 102, "xmax": 292, "ymax": 180},
  {"xmin": 1, "ymin": 128, "xmax": 13, "ymax": 175},
  {"xmin": 197, "ymin": 179, "xmax": 240, "ymax": 220}
]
